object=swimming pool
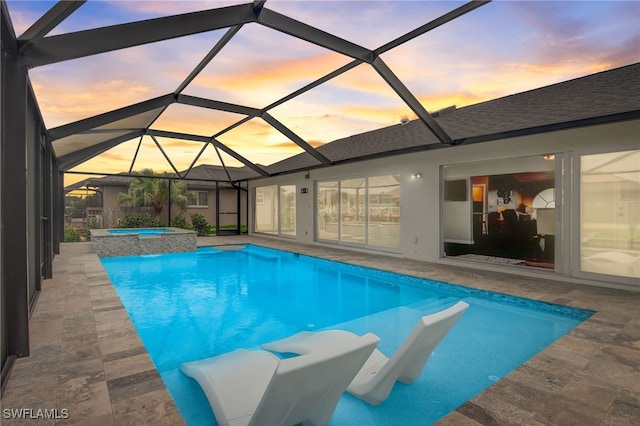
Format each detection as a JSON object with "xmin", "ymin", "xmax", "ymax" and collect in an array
[
  {"xmin": 107, "ymin": 228, "xmax": 173, "ymax": 235},
  {"xmin": 101, "ymin": 244, "xmax": 592, "ymax": 425}
]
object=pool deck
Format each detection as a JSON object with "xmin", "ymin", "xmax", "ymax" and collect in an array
[{"xmin": 2, "ymin": 236, "xmax": 639, "ymax": 425}]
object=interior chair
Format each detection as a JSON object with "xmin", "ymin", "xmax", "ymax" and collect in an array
[
  {"xmin": 180, "ymin": 333, "xmax": 379, "ymax": 426},
  {"xmin": 262, "ymin": 301, "xmax": 469, "ymax": 406}
]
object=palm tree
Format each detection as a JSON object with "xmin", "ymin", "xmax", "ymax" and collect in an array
[{"xmin": 117, "ymin": 169, "xmax": 188, "ymax": 217}]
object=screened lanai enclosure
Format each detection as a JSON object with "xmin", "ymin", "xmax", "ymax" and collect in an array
[
  {"xmin": 2, "ymin": 0, "xmax": 639, "ymax": 392},
  {"xmin": 1, "ymin": 0, "xmax": 495, "ymax": 390}
]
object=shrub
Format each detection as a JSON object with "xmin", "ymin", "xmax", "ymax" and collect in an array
[
  {"xmin": 64, "ymin": 226, "xmax": 81, "ymax": 242},
  {"xmin": 119, "ymin": 213, "xmax": 164, "ymax": 228},
  {"xmin": 190, "ymin": 213, "xmax": 210, "ymax": 236},
  {"xmin": 88, "ymin": 217, "xmax": 101, "ymax": 229},
  {"xmin": 118, "ymin": 213, "xmax": 143, "ymax": 228},
  {"xmin": 86, "ymin": 217, "xmax": 101, "ymax": 241},
  {"xmin": 171, "ymin": 214, "xmax": 189, "ymax": 229}
]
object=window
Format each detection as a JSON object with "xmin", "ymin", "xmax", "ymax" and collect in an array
[
  {"xmin": 316, "ymin": 175, "xmax": 400, "ymax": 249},
  {"xmin": 187, "ymin": 191, "xmax": 208, "ymax": 207},
  {"xmin": 532, "ymin": 188, "xmax": 555, "ymax": 208},
  {"xmin": 444, "ymin": 179, "xmax": 468, "ymax": 201}
]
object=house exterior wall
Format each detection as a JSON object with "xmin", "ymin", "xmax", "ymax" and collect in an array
[
  {"xmin": 101, "ymin": 186, "xmax": 125, "ymax": 227},
  {"xmin": 249, "ymin": 119, "xmax": 640, "ymax": 290},
  {"xmin": 99, "ymin": 185, "xmax": 246, "ymax": 230}
]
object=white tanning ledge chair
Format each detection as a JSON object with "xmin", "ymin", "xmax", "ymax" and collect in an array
[
  {"xmin": 180, "ymin": 333, "xmax": 379, "ymax": 426},
  {"xmin": 262, "ymin": 301, "xmax": 469, "ymax": 406}
]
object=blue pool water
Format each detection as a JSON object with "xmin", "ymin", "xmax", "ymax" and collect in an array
[
  {"xmin": 107, "ymin": 228, "xmax": 173, "ymax": 236},
  {"xmin": 101, "ymin": 244, "xmax": 592, "ymax": 425}
]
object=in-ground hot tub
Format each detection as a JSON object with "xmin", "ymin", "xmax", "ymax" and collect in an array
[{"xmin": 91, "ymin": 227, "xmax": 197, "ymax": 257}]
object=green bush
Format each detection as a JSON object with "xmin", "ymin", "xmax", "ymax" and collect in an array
[
  {"xmin": 170, "ymin": 214, "xmax": 189, "ymax": 229},
  {"xmin": 119, "ymin": 213, "xmax": 164, "ymax": 228},
  {"xmin": 86, "ymin": 217, "xmax": 101, "ymax": 241},
  {"xmin": 118, "ymin": 213, "xmax": 142, "ymax": 228},
  {"xmin": 64, "ymin": 226, "xmax": 81, "ymax": 242},
  {"xmin": 190, "ymin": 213, "xmax": 210, "ymax": 236}
]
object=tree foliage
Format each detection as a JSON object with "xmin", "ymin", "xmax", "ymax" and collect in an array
[
  {"xmin": 117, "ymin": 169, "xmax": 188, "ymax": 217},
  {"xmin": 65, "ymin": 194, "xmax": 100, "ymax": 218}
]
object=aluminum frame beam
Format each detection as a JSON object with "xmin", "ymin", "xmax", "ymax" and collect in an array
[
  {"xmin": 1, "ymin": 2, "xmax": 17, "ymax": 53},
  {"xmin": 211, "ymin": 139, "xmax": 270, "ymax": 177},
  {"xmin": 58, "ymin": 130, "xmax": 143, "ymax": 170},
  {"xmin": 265, "ymin": 60, "xmax": 361, "ymax": 110},
  {"xmin": 18, "ymin": 1, "xmax": 85, "ymax": 54},
  {"xmin": 261, "ymin": 112, "xmax": 331, "ymax": 165},
  {"xmin": 146, "ymin": 130, "xmax": 269, "ymax": 177},
  {"xmin": 149, "ymin": 134, "xmax": 181, "ymax": 177},
  {"xmin": 175, "ymin": 24, "xmax": 244, "ymax": 95},
  {"xmin": 372, "ymin": 56, "xmax": 453, "ymax": 145},
  {"xmin": 376, "ymin": 1, "xmax": 490, "ymax": 55},
  {"xmin": 23, "ymin": 3, "xmax": 258, "ymax": 68},
  {"xmin": 1, "ymin": 50, "xmax": 30, "ymax": 358},
  {"xmin": 177, "ymin": 95, "xmax": 261, "ymax": 117},
  {"xmin": 49, "ymin": 94, "xmax": 174, "ymax": 141},
  {"xmin": 36, "ymin": 0, "xmax": 494, "ymax": 178},
  {"xmin": 257, "ymin": 8, "xmax": 372, "ymax": 62}
]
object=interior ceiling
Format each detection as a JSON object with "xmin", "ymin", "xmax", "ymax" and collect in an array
[{"xmin": 4, "ymin": 0, "xmax": 638, "ymax": 184}]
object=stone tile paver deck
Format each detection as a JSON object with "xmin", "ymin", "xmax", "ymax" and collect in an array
[{"xmin": 2, "ymin": 236, "xmax": 639, "ymax": 425}]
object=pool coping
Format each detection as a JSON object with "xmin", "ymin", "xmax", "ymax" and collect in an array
[{"xmin": 2, "ymin": 235, "xmax": 639, "ymax": 425}]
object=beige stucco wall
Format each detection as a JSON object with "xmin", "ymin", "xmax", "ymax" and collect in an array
[{"xmin": 100, "ymin": 186, "xmax": 246, "ymax": 229}]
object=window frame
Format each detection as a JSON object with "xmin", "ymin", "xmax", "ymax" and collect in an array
[
  {"xmin": 316, "ymin": 174, "xmax": 400, "ymax": 251},
  {"xmin": 187, "ymin": 190, "xmax": 208, "ymax": 208}
]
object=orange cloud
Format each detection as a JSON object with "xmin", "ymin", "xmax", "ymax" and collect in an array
[
  {"xmin": 209, "ymin": 53, "xmax": 348, "ymax": 88},
  {"xmin": 152, "ymin": 104, "xmax": 245, "ymax": 136},
  {"xmin": 31, "ymin": 78, "xmax": 157, "ymax": 128}
]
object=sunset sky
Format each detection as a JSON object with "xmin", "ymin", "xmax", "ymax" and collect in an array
[{"xmin": 6, "ymin": 1, "xmax": 640, "ymax": 186}]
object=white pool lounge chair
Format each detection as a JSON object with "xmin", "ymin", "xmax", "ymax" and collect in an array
[
  {"xmin": 180, "ymin": 332, "xmax": 379, "ymax": 426},
  {"xmin": 262, "ymin": 301, "xmax": 469, "ymax": 406}
]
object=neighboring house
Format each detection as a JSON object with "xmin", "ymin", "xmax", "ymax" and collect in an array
[{"xmin": 65, "ymin": 164, "xmax": 251, "ymax": 232}]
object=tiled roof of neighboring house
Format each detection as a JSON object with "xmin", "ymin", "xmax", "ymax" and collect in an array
[
  {"xmin": 182, "ymin": 164, "xmax": 259, "ymax": 183},
  {"xmin": 265, "ymin": 63, "xmax": 640, "ymax": 175}
]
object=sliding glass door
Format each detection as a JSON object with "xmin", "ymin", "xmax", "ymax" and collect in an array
[
  {"xmin": 316, "ymin": 175, "xmax": 400, "ymax": 249},
  {"xmin": 255, "ymin": 184, "xmax": 296, "ymax": 237},
  {"xmin": 579, "ymin": 149, "xmax": 639, "ymax": 279},
  {"xmin": 279, "ymin": 185, "xmax": 296, "ymax": 237},
  {"xmin": 442, "ymin": 155, "xmax": 556, "ymax": 269}
]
